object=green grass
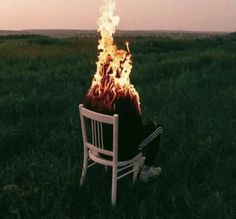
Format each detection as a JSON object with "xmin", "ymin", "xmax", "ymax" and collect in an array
[{"xmin": 0, "ymin": 33, "xmax": 236, "ymax": 218}]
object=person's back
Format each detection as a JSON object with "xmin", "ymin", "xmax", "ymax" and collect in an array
[{"xmin": 84, "ymin": 94, "xmax": 143, "ymax": 160}]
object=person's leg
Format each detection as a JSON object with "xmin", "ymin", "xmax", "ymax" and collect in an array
[
  {"xmin": 139, "ymin": 121, "xmax": 162, "ymax": 182},
  {"xmin": 141, "ymin": 121, "xmax": 161, "ymax": 166}
]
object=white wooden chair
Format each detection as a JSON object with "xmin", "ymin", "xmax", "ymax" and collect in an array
[{"xmin": 79, "ymin": 104, "xmax": 145, "ymax": 206}]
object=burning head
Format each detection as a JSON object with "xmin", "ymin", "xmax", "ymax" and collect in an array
[{"xmin": 85, "ymin": 0, "xmax": 141, "ymax": 114}]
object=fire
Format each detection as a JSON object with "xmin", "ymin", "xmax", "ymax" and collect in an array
[{"xmin": 86, "ymin": 0, "xmax": 140, "ymax": 113}]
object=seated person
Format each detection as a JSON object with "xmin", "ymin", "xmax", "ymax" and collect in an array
[
  {"xmin": 83, "ymin": 85, "xmax": 162, "ymax": 182},
  {"xmin": 83, "ymin": 41, "xmax": 162, "ymax": 182}
]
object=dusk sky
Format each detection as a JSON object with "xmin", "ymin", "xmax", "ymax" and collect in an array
[{"xmin": 1, "ymin": 0, "xmax": 236, "ymax": 32}]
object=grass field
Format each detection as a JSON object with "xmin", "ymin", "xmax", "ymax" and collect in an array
[{"xmin": 0, "ymin": 32, "xmax": 236, "ymax": 218}]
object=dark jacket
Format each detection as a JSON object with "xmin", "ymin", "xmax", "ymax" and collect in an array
[{"xmin": 84, "ymin": 96, "xmax": 144, "ymax": 160}]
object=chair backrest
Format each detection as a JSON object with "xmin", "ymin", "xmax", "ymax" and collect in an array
[{"xmin": 79, "ymin": 104, "xmax": 119, "ymax": 162}]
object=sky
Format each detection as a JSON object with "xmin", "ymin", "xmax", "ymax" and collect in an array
[{"xmin": 1, "ymin": 0, "xmax": 236, "ymax": 32}]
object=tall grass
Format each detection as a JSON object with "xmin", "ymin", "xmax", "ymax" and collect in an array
[{"xmin": 0, "ymin": 33, "xmax": 236, "ymax": 218}]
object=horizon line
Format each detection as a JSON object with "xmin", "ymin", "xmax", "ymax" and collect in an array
[{"xmin": 0, "ymin": 29, "xmax": 231, "ymax": 34}]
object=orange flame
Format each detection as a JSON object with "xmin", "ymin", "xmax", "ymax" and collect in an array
[{"xmin": 86, "ymin": 0, "xmax": 140, "ymax": 113}]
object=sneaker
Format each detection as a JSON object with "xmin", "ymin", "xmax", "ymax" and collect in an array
[{"xmin": 139, "ymin": 165, "xmax": 162, "ymax": 182}]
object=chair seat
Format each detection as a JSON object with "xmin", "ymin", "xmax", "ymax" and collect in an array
[{"xmin": 89, "ymin": 149, "xmax": 143, "ymax": 167}]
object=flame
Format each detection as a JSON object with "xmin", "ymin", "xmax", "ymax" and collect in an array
[{"xmin": 86, "ymin": 0, "xmax": 140, "ymax": 113}]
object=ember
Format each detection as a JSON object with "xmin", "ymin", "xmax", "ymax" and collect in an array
[{"xmin": 85, "ymin": 0, "xmax": 140, "ymax": 114}]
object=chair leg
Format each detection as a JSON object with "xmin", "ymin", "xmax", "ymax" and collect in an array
[
  {"xmin": 80, "ymin": 155, "xmax": 88, "ymax": 186},
  {"xmin": 111, "ymin": 166, "xmax": 117, "ymax": 206}
]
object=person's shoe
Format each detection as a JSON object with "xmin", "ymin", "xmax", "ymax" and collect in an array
[{"xmin": 139, "ymin": 165, "xmax": 162, "ymax": 182}]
